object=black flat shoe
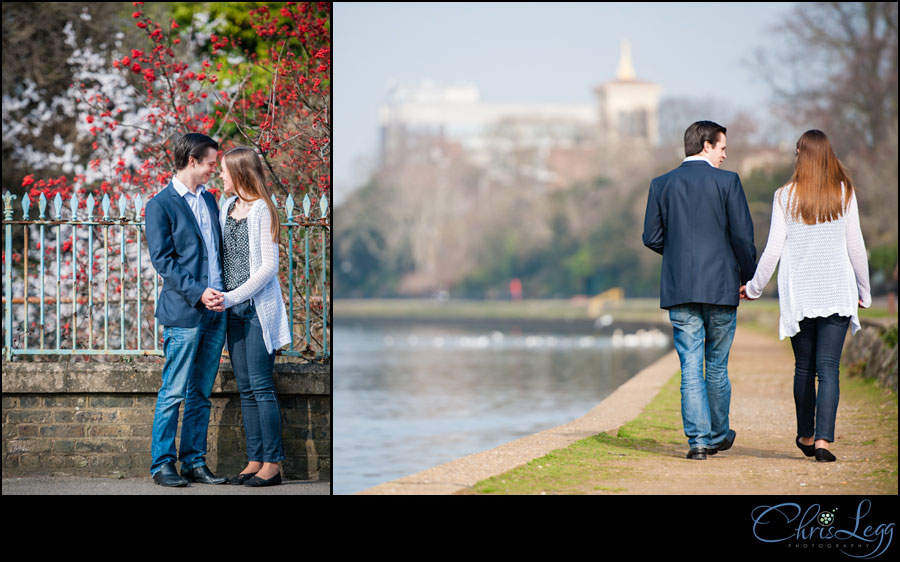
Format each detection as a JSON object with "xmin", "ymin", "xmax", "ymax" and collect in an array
[
  {"xmin": 244, "ymin": 472, "xmax": 282, "ymax": 487},
  {"xmin": 708, "ymin": 429, "xmax": 737, "ymax": 456},
  {"xmin": 181, "ymin": 465, "xmax": 228, "ymax": 484},
  {"xmin": 815, "ymin": 448, "xmax": 836, "ymax": 462},
  {"xmin": 796, "ymin": 436, "xmax": 815, "ymax": 457},
  {"xmin": 153, "ymin": 463, "xmax": 189, "ymax": 487},
  {"xmin": 686, "ymin": 447, "xmax": 708, "ymax": 460},
  {"xmin": 229, "ymin": 472, "xmax": 258, "ymax": 485}
]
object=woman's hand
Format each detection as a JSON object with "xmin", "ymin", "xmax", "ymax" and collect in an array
[
  {"xmin": 205, "ymin": 290, "xmax": 227, "ymax": 312},
  {"xmin": 201, "ymin": 288, "xmax": 224, "ymax": 310}
]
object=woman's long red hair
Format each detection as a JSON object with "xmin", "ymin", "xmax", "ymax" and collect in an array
[{"xmin": 785, "ymin": 129, "xmax": 855, "ymax": 225}]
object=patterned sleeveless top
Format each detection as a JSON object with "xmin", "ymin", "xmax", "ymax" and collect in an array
[{"xmin": 223, "ymin": 198, "xmax": 251, "ymax": 292}]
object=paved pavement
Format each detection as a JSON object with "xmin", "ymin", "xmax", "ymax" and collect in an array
[{"xmin": 2, "ymin": 475, "xmax": 331, "ymax": 495}]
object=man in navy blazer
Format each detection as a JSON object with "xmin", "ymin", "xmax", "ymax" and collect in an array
[
  {"xmin": 144, "ymin": 133, "xmax": 229, "ymax": 486},
  {"xmin": 642, "ymin": 121, "xmax": 757, "ymax": 461}
]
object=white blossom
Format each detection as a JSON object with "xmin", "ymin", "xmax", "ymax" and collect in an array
[{"xmin": 4, "ymin": 8, "xmax": 239, "ymax": 191}]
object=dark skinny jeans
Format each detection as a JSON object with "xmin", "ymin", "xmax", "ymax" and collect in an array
[
  {"xmin": 789, "ymin": 314, "xmax": 850, "ymax": 443},
  {"xmin": 227, "ymin": 300, "xmax": 285, "ymax": 464}
]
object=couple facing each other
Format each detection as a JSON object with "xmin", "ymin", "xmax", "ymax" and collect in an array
[
  {"xmin": 144, "ymin": 133, "xmax": 292, "ymax": 487},
  {"xmin": 643, "ymin": 121, "xmax": 871, "ymax": 463}
]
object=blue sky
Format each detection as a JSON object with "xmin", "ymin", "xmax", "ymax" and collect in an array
[{"xmin": 334, "ymin": 2, "xmax": 797, "ymax": 204}]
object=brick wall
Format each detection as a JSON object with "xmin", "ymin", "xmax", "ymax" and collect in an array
[{"xmin": 2, "ymin": 360, "xmax": 330, "ymax": 481}]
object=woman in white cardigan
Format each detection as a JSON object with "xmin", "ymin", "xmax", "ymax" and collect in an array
[
  {"xmin": 741, "ymin": 130, "xmax": 871, "ymax": 463},
  {"xmin": 208, "ymin": 146, "xmax": 292, "ymax": 487}
]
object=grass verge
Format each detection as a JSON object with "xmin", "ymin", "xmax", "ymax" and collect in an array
[
  {"xmin": 840, "ymin": 371, "xmax": 899, "ymax": 485},
  {"xmin": 471, "ymin": 372, "xmax": 683, "ymax": 495}
]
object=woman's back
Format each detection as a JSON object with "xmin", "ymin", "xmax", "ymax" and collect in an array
[{"xmin": 776, "ymin": 184, "xmax": 858, "ymax": 317}]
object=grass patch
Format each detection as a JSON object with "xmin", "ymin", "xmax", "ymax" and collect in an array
[
  {"xmin": 840, "ymin": 369, "xmax": 899, "ymax": 484},
  {"xmin": 879, "ymin": 324, "xmax": 898, "ymax": 348},
  {"xmin": 841, "ymin": 367, "xmax": 899, "ymax": 409},
  {"xmin": 472, "ymin": 372, "xmax": 684, "ymax": 495}
]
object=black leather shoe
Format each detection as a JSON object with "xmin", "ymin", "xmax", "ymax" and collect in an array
[
  {"xmin": 244, "ymin": 472, "xmax": 282, "ymax": 487},
  {"xmin": 708, "ymin": 429, "xmax": 736, "ymax": 456},
  {"xmin": 686, "ymin": 447, "xmax": 709, "ymax": 460},
  {"xmin": 796, "ymin": 436, "xmax": 816, "ymax": 457},
  {"xmin": 229, "ymin": 472, "xmax": 258, "ymax": 485},
  {"xmin": 153, "ymin": 463, "xmax": 189, "ymax": 487},
  {"xmin": 181, "ymin": 465, "xmax": 228, "ymax": 484},
  {"xmin": 815, "ymin": 448, "xmax": 836, "ymax": 462}
]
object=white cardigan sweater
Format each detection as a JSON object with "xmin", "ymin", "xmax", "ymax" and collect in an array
[
  {"xmin": 219, "ymin": 196, "xmax": 292, "ymax": 354},
  {"xmin": 745, "ymin": 184, "xmax": 871, "ymax": 339}
]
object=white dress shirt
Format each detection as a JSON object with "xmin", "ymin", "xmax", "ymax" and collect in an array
[
  {"xmin": 171, "ymin": 176, "xmax": 223, "ymax": 291},
  {"xmin": 682, "ymin": 155, "xmax": 714, "ymax": 166}
]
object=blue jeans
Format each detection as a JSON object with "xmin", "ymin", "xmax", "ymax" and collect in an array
[
  {"xmin": 150, "ymin": 308, "xmax": 226, "ymax": 475},
  {"xmin": 227, "ymin": 300, "xmax": 284, "ymax": 463},
  {"xmin": 790, "ymin": 314, "xmax": 850, "ymax": 443},
  {"xmin": 669, "ymin": 304, "xmax": 737, "ymax": 449}
]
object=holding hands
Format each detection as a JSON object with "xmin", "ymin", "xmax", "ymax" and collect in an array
[
  {"xmin": 202, "ymin": 288, "xmax": 226, "ymax": 312},
  {"xmin": 740, "ymin": 285, "xmax": 866, "ymax": 308}
]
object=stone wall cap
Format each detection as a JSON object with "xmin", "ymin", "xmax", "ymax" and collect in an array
[{"xmin": 2, "ymin": 359, "xmax": 330, "ymax": 395}]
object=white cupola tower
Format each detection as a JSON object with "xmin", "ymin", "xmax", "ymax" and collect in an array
[{"xmin": 594, "ymin": 40, "xmax": 662, "ymax": 146}]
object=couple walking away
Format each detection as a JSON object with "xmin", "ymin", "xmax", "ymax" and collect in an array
[
  {"xmin": 144, "ymin": 133, "xmax": 292, "ymax": 487},
  {"xmin": 643, "ymin": 121, "xmax": 871, "ymax": 463}
]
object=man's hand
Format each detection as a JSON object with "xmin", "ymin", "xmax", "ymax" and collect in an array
[
  {"xmin": 201, "ymin": 288, "xmax": 225, "ymax": 311},
  {"xmin": 739, "ymin": 285, "xmax": 756, "ymax": 301}
]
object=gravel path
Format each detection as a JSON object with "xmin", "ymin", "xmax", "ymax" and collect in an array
[{"xmin": 583, "ymin": 327, "xmax": 897, "ymax": 495}]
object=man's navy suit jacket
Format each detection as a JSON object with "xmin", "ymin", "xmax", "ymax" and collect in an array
[
  {"xmin": 144, "ymin": 182, "xmax": 224, "ymax": 328},
  {"xmin": 642, "ymin": 160, "xmax": 757, "ymax": 309}
]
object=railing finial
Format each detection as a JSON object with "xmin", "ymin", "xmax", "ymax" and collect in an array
[
  {"xmin": 285, "ymin": 194, "xmax": 295, "ymax": 219},
  {"xmin": 69, "ymin": 192, "xmax": 79, "ymax": 220},
  {"xmin": 101, "ymin": 193, "xmax": 111, "ymax": 220},
  {"xmin": 86, "ymin": 193, "xmax": 96, "ymax": 219},
  {"xmin": 2, "ymin": 191, "xmax": 16, "ymax": 221},
  {"xmin": 54, "ymin": 193, "xmax": 63, "ymax": 220}
]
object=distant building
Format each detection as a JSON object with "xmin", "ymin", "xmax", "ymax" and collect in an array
[
  {"xmin": 594, "ymin": 40, "xmax": 663, "ymax": 147},
  {"xmin": 378, "ymin": 41, "xmax": 662, "ymax": 186}
]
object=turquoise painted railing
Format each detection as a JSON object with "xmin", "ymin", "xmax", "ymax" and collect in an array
[{"xmin": 1, "ymin": 189, "xmax": 330, "ymax": 362}]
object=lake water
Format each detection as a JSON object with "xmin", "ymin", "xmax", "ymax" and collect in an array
[{"xmin": 334, "ymin": 318, "xmax": 672, "ymax": 495}]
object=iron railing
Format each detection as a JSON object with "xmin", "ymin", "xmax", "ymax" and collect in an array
[{"xmin": 2, "ymin": 189, "xmax": 330, "ymax": 362}]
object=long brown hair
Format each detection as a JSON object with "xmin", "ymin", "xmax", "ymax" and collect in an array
[
  {"xmin": 785, "ymin": 129, "xmax": 855, "ymax": 225},
  {"xmin": 223, "ymin": 146, "xmax": 281, "ymax": 244}
]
